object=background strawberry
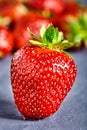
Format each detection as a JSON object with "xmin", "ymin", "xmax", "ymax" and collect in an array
[
  {"xmin": 0, "ymin": 26, "xmax": 14, "ymax": 58},
  {"xmin": 11, "ymin": 24, "xmax": 77, "ymax": 119},
  {"xmin": 0, "ymin": 0, "xmax": 29, "ymax": 30},
  {"xmin": 0, "ymin": 0, "xmax": 87, "ymax": 52},
  {"xmin": 50, "ymin": 0, "xmax": 87, "ymax": 50},
  {"xmin": 13, "ymin": 13, "xmax": 51, "ymax": 50},
  {"xmin": 23, "ymin": 0, "xmax": 64, "ymax": 14},
  {"xmin": 50, "ymin": 0, "xmax": 80, "ymax": 35}
]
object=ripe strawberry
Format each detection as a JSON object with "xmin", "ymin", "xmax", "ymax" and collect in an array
[
  {"xmin": 7, "ymin": 3, "xmax": 29, "ymax": 22},
  {"xmin": 11, "ymin": 24, "xmax": 77, "ymax": 119},
  {"xmin": 51, "ymin": 0, "xmax": 80, "ymax": 35},
  {"xmin": 0, "ymin": 26, "xmax": 14, "ymax": 58},
  {"xmin": 64, "ymin": 0, "xmax": 80, "ymax": 17},
  {"xmin": 50, "ymin": 1, "xmax": 87, "ymax": 50},
  {"xmin": 0, "ymin": 1, "xmax": 29, "ymax": 30},
  {"xmin": 13, "ymin": 13, "xmax": 51, "ymax": 50},
  {"xmin": 24, "ymin": 0, "xmax": 64, "ymax": 14}
]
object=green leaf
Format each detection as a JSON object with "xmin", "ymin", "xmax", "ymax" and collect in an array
[
  {"xmin": 52, "ymin": 27, "xmax": 59, "ymax": 43},
  {"xmin": 61, "ymin": 41, "xmax": 76, "ymax": 50},
  {"xmin": 27, "ymin": 28, "xmax": 42, "ymax": 42},
  {"xmin": 45, "ymin": 24, "xmax": 54, "ymax": 42},
  {"xmin": 40, "ymin": 24, "xmax": 46, "ymax": 38},
  {"xmin": 40, "ymin": 24, "xmax": 48, "ymax": 44},
  {"xmin": 83, "ymin": 13, "xmax": 87, "ymax": 29},
  {"xmin": 28, "ymin": 24, "xmax": 76, "ymax": 51},
  {"xmin": 29, "ymin": 40, "xmax": 46, "ymax": 47},
  {"xmin": 57, "ymin": 32, "xmax": 63, "ymax": 43},
  {"xmin": 67, "ymin": 12, "xmax": 87, "ymax": 46}
]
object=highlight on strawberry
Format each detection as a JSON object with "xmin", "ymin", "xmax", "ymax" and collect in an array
[{"xmin": 10, "ymin": 24, "xmax": 77, "ymax": 119}]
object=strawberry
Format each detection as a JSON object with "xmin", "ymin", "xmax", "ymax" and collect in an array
[
  {"xmin": 11, "ymin": 24, "xmax": 77, "ymax": 119},
  {"xmin": 50, "ymin": 0, "xmax": 80, "ymax": 35},
  {"xmin": 24, "ymin": 0, "xmax": 64, "ymax": 14},
  {"xmin": 63, "ymin": 0, "xmax": 80, "ymax": 17},
  {"xmin": 0, "ymin": 1, "xmax": 29, "ymax": 30},
  {"xmin": 50, "ymin": 0, "xmax": 87, "ymax": 50},
  {"xmin": 6, "ymin": 3, "xmax": 29, "ymax": 23},
  {"xmin": 0, "ymin": 26, "xmax": 14, "ymax": 58},
  {"xmin": 13, "ymin": 13, "xmax": 51, "ymax": 50}
]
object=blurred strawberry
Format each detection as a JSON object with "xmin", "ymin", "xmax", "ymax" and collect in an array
[
  {"xmin": 7, "ymin": 4, "xmax": 29, "ymax": 22},
  {"xmin": 0, "ymin": 0, "xmax": 29, "ymax": 29},
  {"xmin": 23, "ymin": 0, "xmax": 64, "ymax": 14},
  {"xmin": 64, "ymin": 0, "xmax": 80, "ymax": 17},
  {"xmin": 0, "ymin": 26, "xmax": 14, "ymax": 58},
  {"xmin": 13, "ymin": 13, "xmax": 51, "ymax": 50},
  {"xmin": 49, "ymin": 0, "xmax": 87, "ymax": 50},
  {"xmin": 51, "ymin": 0, "xmax": 80, "ymax": 34}
]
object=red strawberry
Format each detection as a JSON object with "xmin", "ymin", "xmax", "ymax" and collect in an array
[
  {"xmin": 50, "ymin": 0, "xmax": 87, "ymax": 50},
  {"xmin": 13, "ymin": 13, "xmax": 51, "ymax": 50},
  {"xmin": 11, "ymin": 24, "xmax": 77, "ymax": 119},
  {"xmin": 0, "ymin": 26, "xmax": 14, "ymax": 58},
  {"xmin": 7, "ymin": 3, "xmax": 29, "ymax": 22},
  {"xmin": 0, "ymin": 1, "xmax": 29, "ymax": 29},
  {"xmin": 24, "ymin": 0, "xmax": 64, "ymax": 14},
  {"xmin": 64, "ymin": 0, "xmax": 80, "ymax": 17},
  {"xmin": 51, "ymin": 0, "xmax": 80, "ymax": 35}
]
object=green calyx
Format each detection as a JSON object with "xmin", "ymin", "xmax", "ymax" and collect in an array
[
  {"xmin": 28, "ymin": 24, "xmax": 76, "ymax": 51},
  {"xmin": 67, "ymin": 12, "xmax": 87, "ymax": 47}
]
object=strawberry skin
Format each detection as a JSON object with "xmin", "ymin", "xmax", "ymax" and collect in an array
[
  {"xmin": 11, "ymin": 24, "xmax": 77, "ymax": 119},
  {"xmin": 11, "ymin": 46, "xmax": 76, "ymax": 119}
]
